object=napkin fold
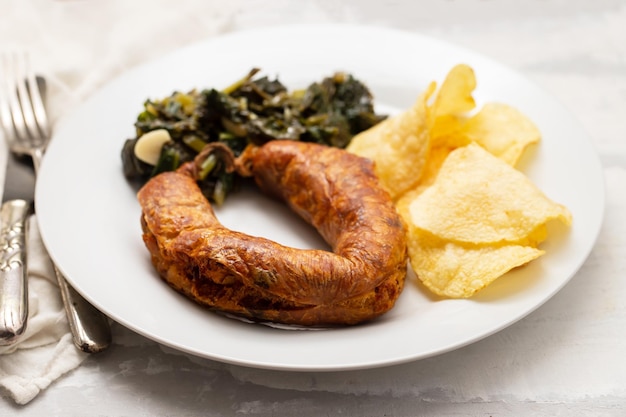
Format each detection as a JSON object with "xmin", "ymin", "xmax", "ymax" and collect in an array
[{"xmin": 0, "ymin": 216, "xmax": 88, "ymax": 405}]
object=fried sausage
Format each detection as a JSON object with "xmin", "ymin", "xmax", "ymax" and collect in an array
[{"xmin": 137, "ymin": 140, "xmax": 408, "ymax": 326}]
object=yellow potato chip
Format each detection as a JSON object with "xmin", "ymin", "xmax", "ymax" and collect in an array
[
  {"xmin": 460, "ymin": 102, "xmax": 541, "ymax": 166},
  {"xmin": 431, "ymin": 64, "xmax": 477, "ymax": 118},
  {"xmin": 394, "ymin": 145, "xmax": 452, "ymax": 213},
  {"xmin": 406, "ymin": 143, "xmax": 572, "ymax": 244},
  {"xmin": 518, "ymin": 224, "xmax": 548, "ymax": 247},
  {"xmin": 429, "ymin": 64, "xmax": 476, "ymax": 146},
  {"xmin": 347, "ymin": 82, "xmax": 436, "ymax": 199},
  {"xmin": 406, "ymin": 227, "xmax": 544, "ymax": 298}
]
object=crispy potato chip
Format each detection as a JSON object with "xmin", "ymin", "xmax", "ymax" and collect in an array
[
  {"xmin": 429, "ymin": 64, "xmax": 476, "ymax": 145},
  {"xmin": 431, "ymin": 64, "xmax": 477, "ymax": 118},
  {"xmin": 394, "ymin": 145, "xmax": 452, "ymax": 214},
  {"xmin": 347, "ymin": 82, "xmax": 436, "ymax": 199},
  {"xmin": 406, "ymin": 143, "xmax": 572, "ymax": 244},
  {"xmin": 518, "ymin": 224, "xmax": 549, "ymax": 247},
  {"xmin": 459, "ymin": 103, "xmax": 541, "ymax": 166},
  {"xmin": 406, "ymin": 227, "xmax": 544, "ymax": 298}
]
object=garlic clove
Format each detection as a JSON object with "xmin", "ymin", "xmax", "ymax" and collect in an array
[{"xmin": 134, "ymin": 129, "xmax": 172, "ymax": 165}]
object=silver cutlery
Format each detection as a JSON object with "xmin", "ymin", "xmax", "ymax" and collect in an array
[
  {"xmin": 0, "ymin": 196, "xmax": 31, "ymax": 344},
  {"xmin": 0, "ymin": 51, "xmax": 111, "ymax": 352}
]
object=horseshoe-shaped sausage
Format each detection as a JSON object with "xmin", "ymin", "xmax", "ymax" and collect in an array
[{"xmin": 137, "ymin": 140, "xmax": 407, "ymax": 326}]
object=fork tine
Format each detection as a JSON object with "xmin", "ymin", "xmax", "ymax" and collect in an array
[
  {"xmin": 5, "ymin": 52, "xmax": 33, "ymax": 143},
  {"xmin": 0, "ymin": 51, "xmax": 49, "ymax": 147},
  {"xmin": 15, "ymin": 52, "xmax": 42, "ymax": 144},
  {"xmin": 24, "ymin": 55, "xmax": 50, "ymax": 140}
]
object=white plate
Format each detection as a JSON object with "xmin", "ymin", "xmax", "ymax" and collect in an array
[{"xmin": 36, "ymin": 24, "xmax": 604, "ymax": 371}]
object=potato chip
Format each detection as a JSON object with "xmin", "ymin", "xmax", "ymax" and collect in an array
[
  {"xmin": 429, "ymin": 64, "xmax": 476, "ymax": 146},
  {"xmin": 394, "ymin": 145, "xmax": 452, "ymax": 215},
  {"xmin": 431, "ymin": 64, "xmax": 477, "ymax": 118},
  {"xmin": 406, "ymin": 227, "xmax": 544, "ymax": 298},
  {"xmin": 459, "ymin": 103, "xmax": 541, "ymax": 166},
  {"xmin": 347, "ymin": 82, "xmax": 436, "ymax": 199},
  {"xmin": 406, "ymin": 143, "xmax": 572, "ymax": 244}
]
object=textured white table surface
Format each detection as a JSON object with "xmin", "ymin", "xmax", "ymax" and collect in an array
[{"xmin": 1, "ymin": 0, "xmax": 625, "ymax": 415}]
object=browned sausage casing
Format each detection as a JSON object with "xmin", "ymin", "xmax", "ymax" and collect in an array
[{"xmin": 137, "ymin": 140, "xmax": 408, "ymax": 326}]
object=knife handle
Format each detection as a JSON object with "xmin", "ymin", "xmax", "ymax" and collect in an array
[{"xmin": 0, "ymin": 200, "xmax": 31, "ymax": 345}]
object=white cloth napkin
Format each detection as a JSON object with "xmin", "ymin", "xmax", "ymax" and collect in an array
[{"xmin": 0, "ymin": 217, "xmax": 88, "ymax": 405}]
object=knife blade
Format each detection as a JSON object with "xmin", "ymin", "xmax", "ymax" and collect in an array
[{"xmin": 0, "ymin": 151, "xmax": 33, "ymax": 345}]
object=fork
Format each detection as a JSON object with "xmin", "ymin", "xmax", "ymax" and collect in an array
[{"xmin": 0, "ymin": 51, "xmax": 111, "ymax": 353}]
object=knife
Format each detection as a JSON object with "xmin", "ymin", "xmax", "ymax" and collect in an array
[{"xmin": 0, "ymin": 151, "xmax": 33, "ymax": 345}]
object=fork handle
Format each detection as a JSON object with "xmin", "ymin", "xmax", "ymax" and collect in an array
[
  {"xmin": 53, "ymin": 265, "xmax": 111, "ymax": 353},
  {"xmin": 0, "ymin": 200, "xmax": 31, "ymax": 345}
]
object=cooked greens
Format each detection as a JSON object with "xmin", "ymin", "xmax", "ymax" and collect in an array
[{"xmin": 121, "ymin": 69, "xmax": 385, "ymax": 203}]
